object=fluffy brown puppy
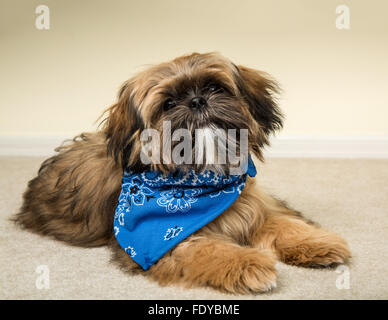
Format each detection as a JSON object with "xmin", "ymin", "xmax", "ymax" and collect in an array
[{"xmin": 14, "ymin": 52, "xmax": 351, "ymax": 294}]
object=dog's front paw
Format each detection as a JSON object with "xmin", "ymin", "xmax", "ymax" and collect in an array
[
  {"xmin": 279, "ymin": 232, "xmax": 351, "ymax": 268},
  {"xmin": 147, "ymin": 238, "xmax": 278, "ymax": 294},
  {"xmin": 211, "ymin": 249, "xmax": 277, "ymax": 294}
]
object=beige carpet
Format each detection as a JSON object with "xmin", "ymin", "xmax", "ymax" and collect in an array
[{"xmin": 1, "ymin": 156, "xmax": 387, "ymax": 300}]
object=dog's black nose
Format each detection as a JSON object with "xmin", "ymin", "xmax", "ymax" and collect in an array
[{"xmin": 190, "ymin": 97, "xmax": 207, "ymax": 109}]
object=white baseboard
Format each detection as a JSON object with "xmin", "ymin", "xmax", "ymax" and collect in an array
[
  {"xmin": 264, "ymin": 136, "xmax": 388, "ymax": 158},
  {"xmin": 0, "ymin": 136, "xmax": 69, "ymax": 157},
  {"xmin": 1, "ymin": 135, "xmax": 388, "ymax": 158}
]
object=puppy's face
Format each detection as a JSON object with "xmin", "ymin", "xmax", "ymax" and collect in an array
[{"xmin": 103, "ymin": 52, "xmax": 283, "ymax": 172}]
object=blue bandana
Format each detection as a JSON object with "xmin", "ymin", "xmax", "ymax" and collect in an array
[{"xmin": 114, "ymin": 157, "xmax": 257, "ymax": 270}]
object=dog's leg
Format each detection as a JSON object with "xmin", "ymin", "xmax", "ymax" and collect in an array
[
  {"xmin": 253, "ymin": 196, "xmax": 351, "ymax": 267},
  {"xmin": 111, "ymin": 235, "xmax": 277, "ymax": 294}
]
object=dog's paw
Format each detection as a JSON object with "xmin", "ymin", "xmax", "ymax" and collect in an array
[
  {"xmin": 213, "ymin": 250, "xmax": 277, "ymax": 294},
  {"xmin": 280, "ymin": 233, "xmax": 351, "ymax": 268}
]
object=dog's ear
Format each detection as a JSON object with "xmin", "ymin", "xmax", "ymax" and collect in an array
[
  {"xmin": 235, "ymin": 65, "xmax": 283, "ymax": 140},
  {"xmin": 102, "ymin": 81, "xmax": 144, "ymax": 170}
]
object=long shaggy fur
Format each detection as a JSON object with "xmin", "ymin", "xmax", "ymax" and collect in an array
[{"xmin": 13, "ymin": 52, "xmax": 351, "ymax": 294}]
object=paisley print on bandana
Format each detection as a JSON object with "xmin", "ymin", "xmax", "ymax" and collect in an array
[{"xmin": 114, "ymin": 156, "xmax": 257, "ymax": 270}]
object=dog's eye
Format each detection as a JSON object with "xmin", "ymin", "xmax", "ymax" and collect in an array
[
  {"xmin": 206, "ymin": 83, "xmax": 223, "ymax": 93},
  {"xmin": 163, "ymin": 98, "xmax": 176, "ymax": 111}
]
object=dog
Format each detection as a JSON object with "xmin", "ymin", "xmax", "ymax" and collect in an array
[{"xmin": 14, "ymin": 52, "xmax": 351, "ymax": 294}]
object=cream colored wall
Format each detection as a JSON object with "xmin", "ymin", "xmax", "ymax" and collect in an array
[{"xmin": 1, "ymin": 0, "xmax": 387, "ymax": 138}]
